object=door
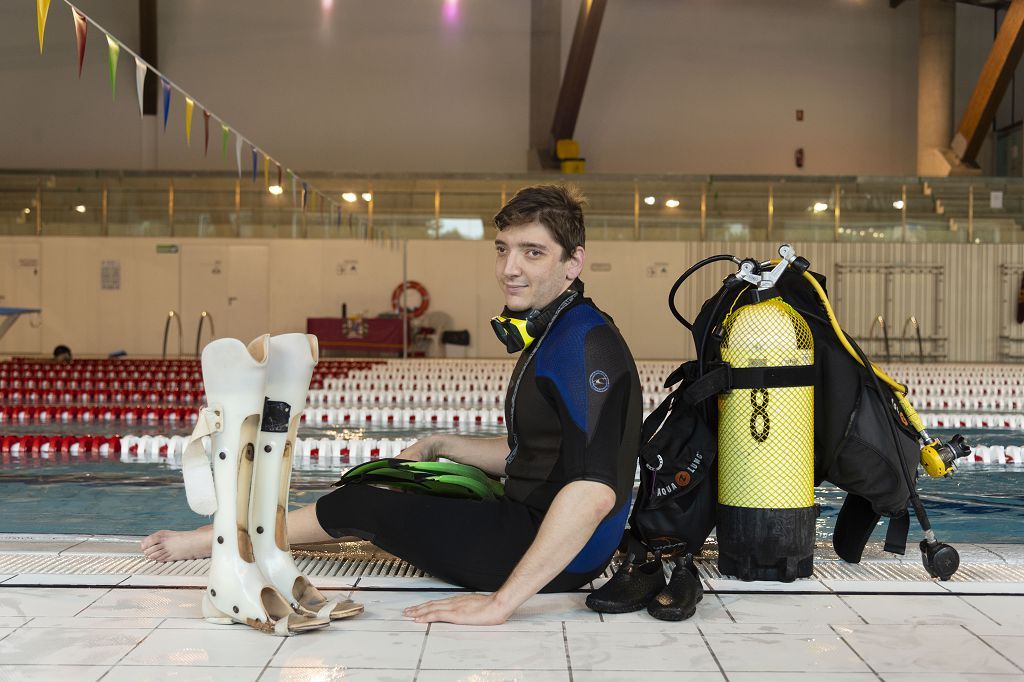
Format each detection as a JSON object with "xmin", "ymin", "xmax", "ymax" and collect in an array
[
  {"xmin": 0, "ymin": 243, "xmax": 42, "ymax": 355},
  {"xmin": 226, "ymin": 245, "xmax": 269, "ymax": 343},
  {"xmin": 180, "ymin": 244, "xmax": 269, "ymax": 354}
]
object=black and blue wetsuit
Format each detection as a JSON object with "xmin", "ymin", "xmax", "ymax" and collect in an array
[{"xmin": 315, "ymin": 290, "xmax": 642, "ymax": 592}]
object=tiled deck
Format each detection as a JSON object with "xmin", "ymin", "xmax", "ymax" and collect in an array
[{"xmin": 0, "ymin": 534, "xmax": 1022, "ymax": 681}]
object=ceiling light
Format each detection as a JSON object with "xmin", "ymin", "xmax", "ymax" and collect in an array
[
  {"xmin": 813, "ymin": 202, "xmax": 828, "ymax": 213},
  {"xmin": 268, "ymin": 185, "xmax": 283, "ymax": 195},
  {"xmin": 892, "ymin": 200, "xmax": 904, "ymax": 210},
  {"xmin": 643, "ymin": 196, "xmax": 656, "ymax": 206},
  {"xmin": 23, "ymin": 208, "xmax": 31, "ymax": 214},
  {"xmin": 74, "ymin": 205, "xmax": 86, "ymax": 213},
  {"xmin": 342, "ymin": 192, "xmax": 357, "ymax": 203},
  {"xmin": 361, "ymin": 192, "xmax": 373, "ymax": 202},
  {"xmin": 665, "ymin": 199, "xmax": 680, "ymax": 208}
]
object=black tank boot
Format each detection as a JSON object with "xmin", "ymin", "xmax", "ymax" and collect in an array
[
  {"xmin": 647, "ymin": 553, "xmax": 703, "ymax": 621},
  {"xmin": 585, "ymin": 558, "xmax": 666, "ymax": 613}
]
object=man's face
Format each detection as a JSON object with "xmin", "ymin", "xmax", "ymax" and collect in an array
[{"xmin": 494, "ymin": 221, "xmax": 584, "ymax": 312}]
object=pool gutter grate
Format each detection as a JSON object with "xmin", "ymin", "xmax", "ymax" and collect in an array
[{"xmin": 2, "ymin": 551, "xmax": 1024, "ymax": 584}]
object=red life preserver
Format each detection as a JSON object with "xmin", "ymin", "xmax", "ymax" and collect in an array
[{"xmin": 391, "ymin": 281, "xmax": 430, "ymax": 318}]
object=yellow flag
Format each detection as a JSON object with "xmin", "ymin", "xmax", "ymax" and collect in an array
[
  {"xmin": 263, "ymin": 153, "xmax": 269, "ymax": 189},
  {"xmin": 185, "ymin": 97, "xmax": 194, "ymax": 146},
  {"xmin": 37, "ymin": 0, "xmax": 51, "ymax": 53}
]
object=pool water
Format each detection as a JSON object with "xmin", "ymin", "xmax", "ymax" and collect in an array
[{"xmin": 1, "ymin": 457, "xmax": 1020, "ymax": 543}]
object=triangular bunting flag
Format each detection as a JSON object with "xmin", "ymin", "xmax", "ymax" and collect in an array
[
  {"xmin": 263, "ymin": 153, "xmax": 270, "ymax": 189},
  {"xmin": 73, "ymin": 8, "xmax": 87, "ymax": 78},
  {"xmin": 106, "ymin": 35, "xmax": 119, "ymax": 100},
  {"xmin": 290, "ymin": 171, "xmax": 297, "ymax": 205},
  {"xmin": 134, "ymin": 57, "xmax": 146, "ymax": 116},
  {"xmin": 184, "ymin": 97, "xmax": 194, "ymax": 146},
  {"xmin": 203, "ymin": 110, "xmax": 211, "ymax": 156},
  {"xmin": 276, "ymin": 164, "xmax": 282, "ymax": 189},
  {"xmin": 251, "ymin": 145, "xmax": 258, "ymax": 183},
  {"xmin": 302, "ymin": 181, "xmax": 308, "ymax": 210},
  {"xmin": 161, "ymin": 78, "xmax": 171, "ymax": 131},
  {"xmin": 221, "ymin": 124, "xmax": 229, "ymax": 159},
  {"xmin": 37, "ymin": 0, "xmax": 51, "ymax": 54},
  {"xmin": 235, "ymin": 134, "xmax": 243, "ymax": 177}
]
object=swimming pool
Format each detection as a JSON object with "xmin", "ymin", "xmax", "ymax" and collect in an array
[{"xmin": 2, "ymin": 425, "xmax": 1021, "ymax": 543}]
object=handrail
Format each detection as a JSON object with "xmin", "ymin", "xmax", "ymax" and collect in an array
[
  {"xmin": 162, "ymin": 311, "xmax": 183, "ymax": 359},
  {"xmin": 869, "ymin": 314, "xmax": 890, "ymax": 363},
  {"xmin": 195, "ymin": 311, "xmax": 216, "ymax": 357},
  {"xmin": 902, "ymin": 315, "xmax": 925, "ymax": 364}
]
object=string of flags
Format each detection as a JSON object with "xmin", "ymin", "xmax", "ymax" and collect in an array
[{"xmin": 34, "ymin": 0, "xmax": 368, "ymax": 235}]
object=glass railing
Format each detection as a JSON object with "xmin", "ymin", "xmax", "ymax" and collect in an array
[{"xmin": 2, "ymin": 170, "xmax": 1023, "ymax": 243}]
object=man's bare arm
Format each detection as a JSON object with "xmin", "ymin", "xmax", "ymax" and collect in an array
[
  {"xmin": 404, "ymin": 480, "xmax": 615, "ymax": 625},
  {"xmin": 400, "ymin": 434, "xmax": 510, "ymax": 477}
]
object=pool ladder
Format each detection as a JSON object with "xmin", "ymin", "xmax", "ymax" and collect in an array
[
  {"xmin": 162, "ymin": 310, "xmax": 218, "ymax": 358},
  {"xmin": 870, "ymin": 314, "xmax": 926, "ymax": 364},
  {"xmin": 162, "ymin": 311, "xmax": 183, "ymax": 359}
]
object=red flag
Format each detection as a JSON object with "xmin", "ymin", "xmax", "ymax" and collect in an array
[
  {"xmin": 203, "ymin": 110, "xmax": 211, "ymax": 156},
  {"xmin": 73, "ymin": 8, "xmax": 88, "ymax": 78}
]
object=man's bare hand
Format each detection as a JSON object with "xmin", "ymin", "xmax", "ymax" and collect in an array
[
  {"xmin": 403, "ymin": 593, "xmax": 512, "ymax": 625},
  {"xmin": 398, "ymin": 435, "xmax": 444, "ymax": 462}
]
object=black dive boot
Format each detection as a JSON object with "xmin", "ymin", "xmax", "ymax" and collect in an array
[
  {"xmin": 586, "ymin": 537, "xmax": 666, "ymax": 614},
  {"xmin": 647, "ymin": 554, "xmax": 703, "ymax": 621}
]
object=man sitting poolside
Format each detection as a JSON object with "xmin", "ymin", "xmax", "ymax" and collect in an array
[{"xmin": 142, "ymin": 184, "xmax": 642, "ymax": 625}]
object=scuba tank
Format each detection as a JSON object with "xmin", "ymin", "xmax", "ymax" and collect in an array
[
  {"xmin": 671, "ymin": 244, "xmax": 970, "ymax": 582},
  {"xmin": 715, "ymin": 248, "xmax": 816, "ymax": 580}
]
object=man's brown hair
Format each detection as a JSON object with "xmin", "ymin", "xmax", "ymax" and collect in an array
[{"xmin": 493, "ymin": 184, "xmax": 586, "ymax": 261}]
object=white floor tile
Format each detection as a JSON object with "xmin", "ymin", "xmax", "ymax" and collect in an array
[
  {"xmin": 821, "ymin": 580, "xmax": 946, "ymax": 594},
  {"xmin": 880, "ymin": 674, "xmax": 1024, "ymax": 681},
  {"xmin": 727, "ymin": 674, "xmax": 877, "ymax": 681},
  {"xmin": 704, "ymin": 632, "xmax": 870, "ymax": 673},
  {"xmin": 966, "ymin": 622, "xmax": 1024, "ymax": 637},
  {"xmin": 347, "ymin": 590, "xmax": 463, "ymax": 621},
  {"xmin": 568, "ymin": 620, "xmax": 699, "ymax": 634},
  {"xmin": 78, "ymin": 588, "xmax": 203, "ymax": 619},
  {"xmin": 0, "ymin": 575, "xmax": 14, "ymax": 583},
  {"xmin": 102, "ymin": 665, "xmax": 263, "ymax": 681},
  {"xmin": 63, "ymin": 538, "xmax": 145, "ymax": 554},
  {"xmin": 566, "ymin": 631, "xmax": 718, "ymax": 672},
  {"xmin": 431, "ymin": 621, "xmax": 563, "ymax": 633},
  {"xmin": 698, "ymin": 622, "xmax": 836, "ymax": 635},
  {"xmin": 263, "ymin": 669, "xmax": 416, "ymax": 682},
  {"xmin": 960, "ymin": 595, "xmax": 1024, "ymax": 626},
  {"xmin": 507, "ymin": 592, "xmax": 598, "ymax": 622},
  {"xmin": 0, "ymin": 617, "xmax": 30, "ymax": 627},
  {"xmin": 834, "ymin": 624, "xmax": 1020, "ymax": 674},
  {"xmin": 572, "ymin": 674, "xmax": 722, "ymax": 682},
  {"xmin": 0, "ymin": 587, "xmax": 108, "ymax": 617},
  {"xmin": 0, "ymin": 626, "xmax": 151, "ymax": 665},
  {"xmin": 122, "ymin": 628, "xmax": 283, "ymax": 667},
  {"xmin": 0, "ymin": 539, "xmax": 83, "ymax": 553},
  {"xmin": 841, "ymin": 594, "xmax": 1000, "ymax": 626},
  {"xmin": 120, "ymin": 576, "xmax": 208, "ymax": 588},
  {"xmin": 24, "ymin": 616, "xmax": 161, "ymax": 629},
  {"xmin": 718, "ymin": 593, "xmax": 863, "ymax": 624},
  {"xmin": 0, "ymin": 627, "xmax": 15, "ymax": 640},
  {"xmin": 271, "ymin": 629, "xmax": 425, "ymax": 669},
  {"xmin": 3, "ymin": 574, "xmax": 128, "ymax": 587},
  {"xmin": 306, "ymin": 577, "xmax": 361, "ymax": 590},
  {"xmin": 978, "ymin": 635, "xmax": 1024, "ymax": 671},
  {"xmin": 939, "ymin": 582, "xmax": 1024, "ymax": 595},
  {"xmin": 708, "ymin": 578, "xmax": 830, "ymax": 593},
  {"xmin": 420, "ymin": 630, "xmax": 567, "ymax": 670},
  {"xmin": 417, "ymin": 671, "xmax": 569, "ymax": 682},
  {"xmin": 0, "ymin": 665, "xmax": 109, "ymax": 682},
  {"xmin": 353, "ymin": 576, "xmax": 453, "ymax": 589}
]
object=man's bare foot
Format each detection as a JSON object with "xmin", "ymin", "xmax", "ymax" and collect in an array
[{"xmin": 141, "ymin": 527, "xmax": 213, "ymax": 562}]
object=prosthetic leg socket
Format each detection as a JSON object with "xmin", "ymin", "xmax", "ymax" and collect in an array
[{"xmin": 250, "ymin": 333, "xmax": 362, "ymax": 620}]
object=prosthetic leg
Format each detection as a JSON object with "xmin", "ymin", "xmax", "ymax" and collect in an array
[
  {"xmin": 250, "ymin": 333, "xmax": 362, "ymax": 620},
  {"xmin": 183, "ymin": 336, "xmax": 328, "ymax": 636}
]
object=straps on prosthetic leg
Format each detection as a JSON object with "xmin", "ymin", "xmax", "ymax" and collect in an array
[{"xmin": 182, "ymin": 404, "xmax": 223, "ymax": 516}]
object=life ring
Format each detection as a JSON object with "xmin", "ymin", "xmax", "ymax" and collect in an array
[{"xmin": 391, "ymin": 281, "xmax": 430, "ymax": 318}]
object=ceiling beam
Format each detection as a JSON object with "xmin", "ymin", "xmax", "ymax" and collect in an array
[
  {"xmin": 549, "ymin": 0, "xmax": 607, "ymax": 150},
  {"xmin": 951, "ymin": 0, "xmax": 1024, "ymax": 166},
  {"xmin": 139, "ymin": 0, "xmax": 158, "ymax": 116}
]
